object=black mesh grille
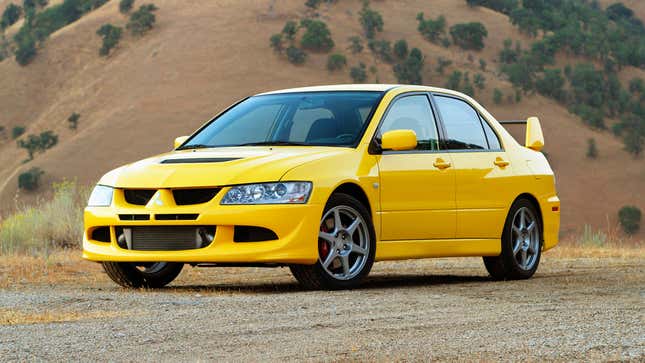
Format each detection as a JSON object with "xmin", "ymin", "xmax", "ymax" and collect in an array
[
  {"xmin": 155, "ymin": 214, "xmax": 199, "ymax": 221},
  {"xmin": 123, "ymin": 189, "xmax": 156, "ymax": 206},
  {"xmin": 172, "ymin": 188, "xmax": 220, "ymax": 205},
  {"xmin": 127, "ymin": 226, "xmax": 215, "ymax": 251}
]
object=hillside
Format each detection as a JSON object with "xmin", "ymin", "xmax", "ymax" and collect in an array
[{"xmin": 0, "ymin": 0, "xmax": 643, "ymax": 239}]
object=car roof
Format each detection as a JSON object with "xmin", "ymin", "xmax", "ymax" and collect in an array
[{"xmin": 256, "ymin": 84, "xmax": 464, "ymax": 96}]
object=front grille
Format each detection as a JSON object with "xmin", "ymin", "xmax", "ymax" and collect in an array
[
  {"xmin": 172, "ymin": 188, "xmax": 220, "ymax": 205},
  {"xmin": 155, "ymin": 214, "xmax": 199, "ymax": 221},
  {"xmin": 123, "ymin": 189, "xmax": 156, "ymax": 205},
  {"xmin": 117, "ymin": 226, "xmax": 216, "ymax": 251}
]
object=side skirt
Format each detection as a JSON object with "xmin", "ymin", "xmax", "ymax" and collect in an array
[{"xmin": 375, "ymin": 239, "xmax": 501, "ymax": 261}]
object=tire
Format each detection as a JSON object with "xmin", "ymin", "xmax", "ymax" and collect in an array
[
  {"xmin": 290, "ymin": 193, "xmax": 376, "ymax": 290},
  {"xmin": 102, "ymin": 262, "xmax": 183, "ymax": 288},
  {"xmin": 483, "ymin": 198, "xmax": 542, "ymax": 280}
]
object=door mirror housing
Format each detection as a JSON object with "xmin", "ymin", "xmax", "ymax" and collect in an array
[
  {"xmin": 525, "ymin": 117, "xmax": 544, "ymax": 151},
  {"xmin": 174, "ymin": 136, "xmax": 189, "ymax": 149},
  {"xmin": 381, "ymin": 129, "xmax": 418, "ymax": 151}
]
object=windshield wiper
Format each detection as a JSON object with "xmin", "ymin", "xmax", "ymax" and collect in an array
[
  {"xmin": 238, "ymin": 141, "xmax": 309, "ymax": 146},
  {"xmin": 176, "ymin": 144, "xmax": 213, "ymax": 150}
]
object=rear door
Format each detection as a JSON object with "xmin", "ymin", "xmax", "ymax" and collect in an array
[
  {"xmin": 376, "ymin": 93, "xmax": 456, "ymax": 240},
  {"xmin": 432, "ymin": 94, "xmax": 515, "ymax": 239}
]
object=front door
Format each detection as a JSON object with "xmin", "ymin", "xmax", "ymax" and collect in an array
[{"xmin": 377, "ymin": 94, "xmax": 456, "ymax": 240}]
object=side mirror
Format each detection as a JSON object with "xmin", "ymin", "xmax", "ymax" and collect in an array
[
  {"xmin": 174, "ymin": 136, "xmax": 189, "ymax": 149},
  {"xmin": 525, "ymin": 117, "xmax": 544, "ymax": 151},
  {"xmin": 381, "ymin": 129, "xmax": 417, "ymax": 151}
]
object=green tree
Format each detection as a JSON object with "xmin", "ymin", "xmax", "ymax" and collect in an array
[
  {"xmin": 305, "ymin": 0, "xmax": 320, "ymax": 9},
  {"xmin": 535, "ymin": 68, "xmax": 565, "ymax": 101},
  {"xmin": 416, "ymin": 13, "xmax": 445, "ymax": 43},
  {"xmin": 12, "ymin": 126, "xmax": 25, "ymax": 139},
  {"xmin": 14, "ymin": 31, "xmax": 36, "ymax": 66},
  {"xmin": 347, "ymin": 36, "xmax": 363, "ymax": 54},
  {"xmin": 493, "ymin": 88, "xmax": 503, "ymax": 104},
  {"xmin": 68, "ymin": 112, "xmax": 80, "ymax": 130},
  {"xmin": 393, "ymin": 39, "xmax": 408, "ymax": 59},
  {"xmin": 350, "ymin": 62, "xmax": 367, "ymax": 83},
  {"xmin": 450, "ymin": 22, "xmax": 488, "ymax": 50},
  {"xmin": 479, "ymin": 58, "xmax": 487, "ymax": 71},
  {"xmin": 127, "ymin": 3, "xmax": 157, "ymax": 36},
  {"xmin": 393, "ymin": 47, "xmax": 424, "ymax": 85},
  {"xmin": 17, "ymin": 131, "xmax": 58, "ymax": 160},
  {"xmin": 286, "ymin": 46, "xmax": 306, "ymax": 64},
  {"xmin": 327, "ymin": 53, "xmax": 346, "ymax": 71},
  {"xmin": 359, "ymin": 1, "xmax": 383, "ymax": 39},
  {"xmin": 618, "ymin": 206, "xmax": 641, "ymax": 235},
  {"xmin": 445, "ymin": 70, "xmax": 462, "ymax": 90},
  {"xmin": 18, "ymin": 167, "xmax": 44, "ymax": 191},
  {"xmin": 586, "ymin": 138, "xmax": 598, "ymax": 159},
  {"xmin": 119, "ymin": 0, "xmax": 134, "ymax": 14},
  {"xmin": 368, "ymin": 39, "xmax": 392, "ymax": 63},
  {"xmin": 282, "ymin": 20, "xmax": 298, "ymax": 41},
  {"xmin": 435, "ymin": 57, "xmax": 452, "ymax": 74},
  {"xmin": 270, "ymin": 33, "xmax": 283, "ymax": 52},
  {"xmin": 474, "ymin": 73, "xmax": 486, "ymax": 89},
  {"xmin": 1, "ymin": 3, "xmax": 22, "ymax": 30},
  {"xmin": 96, "ymin": 23, "xmax": 122, "ymax": 56},
  {"xmin": 300, "ymin": 19, "xmax": 334, "ymax": 51}
]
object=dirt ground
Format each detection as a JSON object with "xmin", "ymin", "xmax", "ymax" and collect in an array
[{"xmin": 0, "ymin": 250, "xmax": 643, "ymax": 362}]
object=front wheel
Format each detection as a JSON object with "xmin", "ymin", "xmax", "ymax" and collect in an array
[
  {"xmin": 290, "ymin": 193, "xmax": 375, "ymax": 290},
  {"xmin": 483, "ymin": 198, "xmax": 542, "ymax": 280},
  {"xmin": 102, "ymin": 262, "xmax": 183, "ymax": 288}
]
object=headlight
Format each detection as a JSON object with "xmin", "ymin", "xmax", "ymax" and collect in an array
[
  {"xmin": 221, "ymin": 182, "xmax": 312, "ymax": 205},
  {"xmin": 87, "ymin": 185, "xmax": 114, "ymax": 207}
]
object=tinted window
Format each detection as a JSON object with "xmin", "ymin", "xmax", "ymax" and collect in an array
[
  {"xmin": 434, "ymin": 95, "xmax": 488, "ymax": 150},
  {"xmin": 378, "ymin": 95, "xmax": 439, "ymax": 151},
  {"xmin": 481, "ymin": 118, "xmax": 501, "ymax": 150},
  {"xmin": 182, "ymin": 92, "xmax": 383, "ymax": 148}
]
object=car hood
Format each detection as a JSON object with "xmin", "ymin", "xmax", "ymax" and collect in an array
[{"xmin": 99, "ymin": 146, "xmax": 350, "ymax": 188}]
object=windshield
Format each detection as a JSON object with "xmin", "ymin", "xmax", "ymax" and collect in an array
[{"xmin": 179, "ymin": 91, "xmax": 383, "ymax": 149}]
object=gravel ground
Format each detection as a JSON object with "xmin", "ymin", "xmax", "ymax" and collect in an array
[{"xmin": 0, "ymin": 256, "xmax": 643, "ymax": 362}]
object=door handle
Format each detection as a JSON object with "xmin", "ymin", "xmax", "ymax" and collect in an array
[
  {"xmin": 433, "ymin": 158, "xmax": 452, "ymax": 170},
  {"xmin": 494, "ymin": 157, "xmax": 510, "ymax": 168}
]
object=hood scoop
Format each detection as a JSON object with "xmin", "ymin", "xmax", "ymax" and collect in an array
[{"xmin": 160, "ymin": 157, "xmax": 241, "ymax": 164}]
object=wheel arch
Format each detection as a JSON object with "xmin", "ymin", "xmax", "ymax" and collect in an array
[
  {"xmin": 331, "ymin": 182, "xmax": 372, "ymax": 218},
  {"xmin": 513, "ymin": 193, "xmax": 544, "ymax": 238}
]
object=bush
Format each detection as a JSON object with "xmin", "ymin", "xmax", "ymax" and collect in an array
[
  {"xmin": 368, "ymin": 39, "xmax": 392, "ymax": 63},
  {"xmin": 96, "ymin": 23, "xmax": 122, "ymax": 56},
  {"xmin": 466, "ymin": 0, "xmax": 518, "ymax": 15},
  {"xmin": 14, "ymin": 32, "xmax": 37, "ymax": 66},
  {"xmin": 0, "ymin": 181, "xmax": 88, "ymax": 254},
  {"xmin": 347, "ymin": 35, "xmax": 363, "ymax": 54},
  {"xmin": 586, "ymin": 138, "xmax": 597, "ymax": 159},
  {"xmin": 282, "ymin": 20, "xmax": 298, "ymax": 41},
  {"xmin": 493, "ymin": 88, "xmax": 503, "ymax": 104},
  {"xmin": 18, "ymin": 167, "xmax": 44, "ymax": 191},
  {"xmin": 416, "ymin": 13, "xmax": 445, "ymax": 43},
  {"xmin": 305, "ymin": 0, "xmax": 320, "ymax": 9},
  {"xmin": 445, "ymin": 70, "xmax": 462, "ymax": 90},
  {"xmin": 393, "ymin": 47, "xmax": 423, "ymax": 85},
  {"xmin": 350, "ymin": 62, "xmax": 367, "ymax": 83},
  {"xmin": 393, "ymin": 39, "xmax": 408, "ymax": 59},
  {"xmin": 127, "ymin": 3, "xmax": 157, "ymax": 36},
  {"xmin": 286, "ymin": 46, "xmax": 306, "ymax": 64},
  {"xmin": 359, "ymin": 1, "xmax": 383, "ymax": 39},
  {"xmin": 1, "ymin": 3, "xmax": 22, "ymax": 30},
  {"xmin": 618, "ymin": 206, "xmax": 641, "ymax": 235},
  {"xmin": 270, "ymin": 33, "xmax": 283, "ymax": 52},
  {"xmin": 474, "ymin": 73, "xmax": 485, "ymax": 89},
  {"xmin": 17, "ymin": 131, "xmax": 58, "ymax": 160},
  {"xmin": 435, "ymin": 57, "xmax": 452, "ymax": 74},
  {"xmin": 450, "ymin": 22, "xmax": 488, "ymax": 50},
  {"xmin": 535, "ymin": 68, "xmax": 565, "ymax": 101},
  {"xmin": 68, "ymin": 112, "xmax": 80, "ymax": 130},
  {"xmin": 300, "ymin": 19, "xmax": 334, "ymax": 51},
  {"xmin": 327, "ymin": 53, "xmax": 346, "ymax": 71},
  {"xmin": 12, "ymin": 126, "xmax": 26, "ymax": 139},
  {"xmin": 479, "ymin": 58, "xmax": 487, "ymax": 71},
  {"xmin": 119, "ymin": 0, "xmax": 134, "ymax": 14}
]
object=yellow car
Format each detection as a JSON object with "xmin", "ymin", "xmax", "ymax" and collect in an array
[{"xmin": 83, "ymin": 85, "xmax": 560, "ymax": 289}]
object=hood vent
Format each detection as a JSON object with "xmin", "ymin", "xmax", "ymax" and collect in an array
[{"xmin": 160, "ymin": 157, "xmax": 240, "ymax": 164}]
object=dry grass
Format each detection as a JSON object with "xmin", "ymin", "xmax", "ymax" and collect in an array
[{"xmin": 0, "ymin": 308, "xmax": 124, "ymax": 326}]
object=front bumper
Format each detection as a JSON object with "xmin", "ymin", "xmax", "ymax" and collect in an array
[{"xmin": 82, "ymin": 199, "xmax": 323, "ymax": 265}]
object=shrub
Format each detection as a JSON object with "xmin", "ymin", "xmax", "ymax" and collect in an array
[
  {"xmin": 300, "ymin": 19, "xmax": 334, "ymax": 51},
  {"xmin": 393, "ymin": 39, "xmax": 408, "ymax": 59},
  {"xmin": 96, "ymin": 24, "xmax": 122, "ymax": 56},
  {"xmin": 479, "ymin": 58, "xmax": 487, "ymax": 71},
  {"xmin": 286, "ymin": 46, "xmax": 306, "ymax": 64},
  {"xmin": 1, "ymin": 3, "xmax": 22, "ymax": 30},
  {"xmin": 535, "ymin": 68, "xmax": 565, "ymax": 101},
  {"xmin": 327, "ymin": 53, "xmax": 346, "ymax": 71},
  {"xmin": 618, "ymin": 206, "xmax": 641, "ymax": 235},
  {"xmin": 12, "ymin": 126, "xmax": 26, "ymax": 139},
  {"xmin": 0, "ymin": 181, "xmax": 88, "ymax": 254},
  {"xmin": 499, "ymin": 38, "xmax": 520, "ymax": 64},
  {"xmin": 359, "ymin": 1, "xmax": 383, "ymax": 39},
  {"xmin": 450, "ymin": 22, "xmax": 487, "ymax": 50},
  {"xmin": 493, "ymin": 88, "xmax": 503, "ymax": 104},
  {"xmin": 435, "ymin": 57, "xmax": 451, "ymax": 74},
  {"xmin": 466, "ymin": 0, "xmax": 518, "ymax": 15},
  {"xmin": 629, "ymin": 78, "xmax": 644, "ymax": 94},
  {"xmin": 586, "ymin": 138, "xmax": 597, "ymax": 159},
  {"xmin": 17, "ymin": 131, "xmax": 58, "ymax": 160},
  {"xmin": 270, "ymin": 33, "xmax": 283, "ymax": 52},
  {"xmin": 14, "ymin": 32, "xmax": 37, "ymax": 66},
  {"xmin": 127, "ymin": 3, "xmax": 157, "ymax": 36},
  {"xmin": 68, "ymin": 112, "xmax": 80, "ymax": 130},
  {"xmin": 18, "ymin": 167, "xmax": 44, "ymax": 191},
  {"xmin": 416, "ymin": 13, "xmax": 445, "ymax": 42},
  {"xmin": 347, "ymin": 35, "xmax": 363, "ymax": 54},
  {"xmin": 474, "ymin": 73, "xmax": 486, "ymax": 89},
  {"xmin": 119, "ymin": 0, "xmax": 134, "ymax": 14},
  {"xmin": 393, "ymin": 47, "xmax": 423, "ymax": 85},
  {"xmin": 282, "ymin": 20, "xmax": 298, "ymax": 41},
  {"xmin": 349, "ymin": 62, "xmax": 367, "ymax": 83},
  {"xmin": 368, "ymin": 39, "xmax": 392, "ymax": 62},
  {"xmin": 305, "ymin": 0, "xmax": 320, "ymax": 9}
]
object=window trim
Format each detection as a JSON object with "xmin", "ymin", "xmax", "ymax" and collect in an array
[
  {"xmin": 430, "ymin": 92, "xmax": 505, "ymax": 152},
  {"xmin": 369, "ymin": 92, "xmax": 445, "ymax": 155}
]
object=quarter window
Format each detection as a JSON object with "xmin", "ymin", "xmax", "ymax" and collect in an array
[
  {"xmin": 434, "ymin": 95, "xmax": 488, "ymax": 150},
  {"xmin": 481, "ymin": 117, "xmax": 502, "ymax": 150},
  {"xmin": 378, "ymin": 95, "xmax": 439, "ymax": 151}
]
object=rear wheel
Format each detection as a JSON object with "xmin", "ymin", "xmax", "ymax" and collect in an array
[
  {"xmin": 290, "ymin": 193, "xmax": 375, "ymax": 290},
  {"xmin": 483, "ymin": 199, "xmax": 542, "ymax": 280},
  {"xmin": 102, "ymin": 262, "xmax": 183, "ymax": 288}
]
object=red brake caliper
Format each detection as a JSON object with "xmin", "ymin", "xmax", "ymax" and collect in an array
[{"xmin": 319, "ymin": 219, "xmax": 331, "ymax": 259}]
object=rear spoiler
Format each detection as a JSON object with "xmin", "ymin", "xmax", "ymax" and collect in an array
[{"xmin": 499, "ymin": 117, "xmax": 544, "ymax": 151}]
